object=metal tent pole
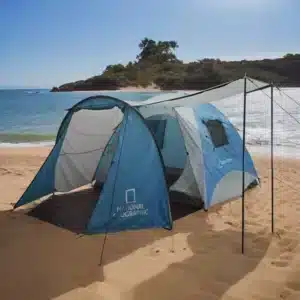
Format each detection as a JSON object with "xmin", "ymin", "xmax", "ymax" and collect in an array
[
  {"xmin": 242, "ymin": 75, "xmax": 247, "ymax": 254},
  {"xmin": 271, "ymin": 83, "xmax": 275, "ymax": 233}
]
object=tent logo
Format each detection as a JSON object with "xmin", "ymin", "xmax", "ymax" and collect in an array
[
  {"xmin": 116, "ymin": 188, "xmax": 149, "ymax": 218},
  {"xmin": 218, "ymin": 158, "xmax": 233, "ymax": 169},
  {"xmin": 125, "ymin": 188, "xmax": 136, "ymax": 204}
]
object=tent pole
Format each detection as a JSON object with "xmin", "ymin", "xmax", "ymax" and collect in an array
[
  {"xmin": 271, "ymin": 83, "xmax": 274, "ymax": 233},
  {"xmin": 242, "ymin": 75, "xmax": 247, "ymax": 254}
]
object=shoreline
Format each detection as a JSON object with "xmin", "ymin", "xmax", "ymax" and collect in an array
[
  {"xmin": 51, "ymin": 85, "xmax": 162, "ymax": 93},
  {"xmin": 1, "ymin": 143, "xmax": 300, "ymax": 159}
]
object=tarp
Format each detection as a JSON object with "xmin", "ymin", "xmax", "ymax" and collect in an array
[{"xmin": 136, "ymin": 77, "xmax": 270, "ymax": 118}]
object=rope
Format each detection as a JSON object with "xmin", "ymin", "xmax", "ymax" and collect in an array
[
  {"xmin": 59, "ymin": 146, "xmax": 105, "ymax": 156},
  {"xmin": 248, "ymin": 80, "xmax": 300, "ymax": 127},
  {"xmin": 275, "ymin": 86, "xmax": 300, "ymax": 109}
]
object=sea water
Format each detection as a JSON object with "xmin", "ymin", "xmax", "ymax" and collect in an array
[
  {"xmin": 0, "ymin": 87, "xmax": 300, "ymax": 158},
  {"xmin": 0, "ymin": 89, "xmax": 159, "ymax": 146}
]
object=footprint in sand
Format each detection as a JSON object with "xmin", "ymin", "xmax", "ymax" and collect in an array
[
  {"xmin": 270, "ymin": 237, "xmax": 299, "ymax": 268},
  {"xmin": 284, "ymin": 225, "xmax": 293, "ymax": 231},
  {"xmin": 148, "ymin": 248, "xmax": 161, "ymax": 257},
  {"xmin": 251, "ymin": 211, "xmax": 261, "ymax": 218},
  {"xmin": 280, "ymin": 252, "xmax": 294, "ymax": 261},
  {"xmin": 278, "ymin": 238, "xmax": 299, "ymax": 253},
  {"xmin": 279, "ymin": 288, "xmax": 292, "ymax": 299},
  {"xmin": 271, "ymin": 259, "xmax": 289, "ymax": 268},
  {"xmin": 0, "ymin": 167, "xmax": 11, "ymax": 175},
  {"xmin": 286, "ymin": 271, "xmax": 300, "ymax": 292}
]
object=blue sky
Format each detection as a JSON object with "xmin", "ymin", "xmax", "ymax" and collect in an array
[{"xmin": 1, "ymin": 0, "xmax": 299, "ymax": 88}]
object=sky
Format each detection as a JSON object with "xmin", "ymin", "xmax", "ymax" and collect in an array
[{"xmin": 1, "ymin": 0, "xmax": 299, "ymax": 88}]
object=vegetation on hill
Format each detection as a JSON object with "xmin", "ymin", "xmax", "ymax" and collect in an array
[{"xmin": 51, "ymin": 38, "xmax": 300, "ymax": 91}]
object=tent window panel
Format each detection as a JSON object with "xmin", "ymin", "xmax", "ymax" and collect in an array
[
  {"xmin": 145, "ymin": 119, "xmax": 167, "ymax": 149},
  {"xmin": 204, "ymin": 119, "xmax": 229, "ymax": 148}
]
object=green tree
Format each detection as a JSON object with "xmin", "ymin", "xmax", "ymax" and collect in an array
[{"xmin": 137, "ymin": 37, "xmax": 179, "ymax": 63}]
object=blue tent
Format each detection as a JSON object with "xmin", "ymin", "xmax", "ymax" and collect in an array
[{"xmin": 14, "ymin": 78, "xmax": 263, "ymax": 234}]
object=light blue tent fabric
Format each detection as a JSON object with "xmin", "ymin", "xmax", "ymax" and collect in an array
[
  {"xmin": 87, "ymin": 107, "xmax": 172, "ymax": 233},
  {"xmin": 173, "ymin": 103, "xmax": 258, "ymax": 210},
  {"xmin": 195, "ymin": 104, "xmax": 258, "ymax": 208}
]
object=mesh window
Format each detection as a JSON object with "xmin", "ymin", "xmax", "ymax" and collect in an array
[
  {"xmin": 204, "ymin": 119, "xmax": 229, "ymax": 148},
  {"xmin": 145, "ymin": 119, "xmax": 167, "ymax": 149}
]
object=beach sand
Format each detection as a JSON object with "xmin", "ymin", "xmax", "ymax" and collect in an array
[
  {"xmin": 0, "ymin": 147, "xmax": 299, "ymax": 300},
  {"xmin": 119, "ymin": 84, "xmax": 160, "ymax": 92}
]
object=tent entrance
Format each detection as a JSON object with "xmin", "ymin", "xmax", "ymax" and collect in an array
[
  {"xmin": 27, "ymin": 187, "xmax": 99, "ymax": 233},
  {"xmin": 54, "ymin": 107, "xmax": 123, "ymax": 193},
  {"xmin": 143, "ymin": 114, "xmax": 187, "ymax": 187},
  {"xmin": 27, "ymin": 107, "xmax": 124, "ymax": 233}
]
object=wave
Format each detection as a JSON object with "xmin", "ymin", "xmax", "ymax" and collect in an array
[
  {"xmin": 0, "ymin": 141, "xmax": 55, "ymax": 148},
  {"xmin": 0, "ymin": 132, "xmax": 56, "ymax": 143}
]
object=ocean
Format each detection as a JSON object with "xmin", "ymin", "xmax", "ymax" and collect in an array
[
  {"xmin": 0, "ymin": 88, "xmax": 300, "ymax": 157},
  {"xmin": 0, "ymin": 89, "xmax": 159, "ymax": 146}
]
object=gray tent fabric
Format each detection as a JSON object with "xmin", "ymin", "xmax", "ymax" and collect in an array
[{"xmin": 136, "ymin": 78, "xmax": 269, "ymax": 118}]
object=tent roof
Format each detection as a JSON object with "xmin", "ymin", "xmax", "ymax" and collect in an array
[
  {"xmin": 135, "ymin": 77, "xmax": 270, "ymax": 118},
  {"xmin": 137, "ymin": 77, "xmax": 269, "ymax": 107}
]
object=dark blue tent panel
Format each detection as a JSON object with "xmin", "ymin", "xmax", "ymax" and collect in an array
[{"xmin": 86, "ymin": 107, "xmax": 172, "ymax": 233}]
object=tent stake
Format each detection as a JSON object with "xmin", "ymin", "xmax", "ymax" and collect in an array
[
  {"xmin": 242, "ymin": 75, "xmax": 247, "ymax": 254},
  {"xmin": 170, "ymin": 234, "xmax": 175, "ymax": 253},
  {"xmin": 271, "ymin": 83, "xmax": 274, "ymax": 233},
  {"xmin": 99, "ymin": 233, "xmax": 108, "ymax": 266}
]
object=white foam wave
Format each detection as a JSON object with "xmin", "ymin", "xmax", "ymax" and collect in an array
[{"xmin": 0, "ymin": 141, "xmax": 55, "ymax": 148}]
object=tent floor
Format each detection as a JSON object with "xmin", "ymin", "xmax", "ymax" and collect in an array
[
  {"xmin": 27, "ymin": 188, "xmax": 201, "ymax": 234},
  {"xmin": 27, "ymin": 188, "xmax": 100, "ymax": 234}
]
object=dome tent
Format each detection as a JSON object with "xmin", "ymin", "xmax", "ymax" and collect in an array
[{"xmin": 14, "ymin": 76, "xmax": 267, "ymax": 234}]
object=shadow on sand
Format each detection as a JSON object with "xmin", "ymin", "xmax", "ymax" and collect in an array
[
  {"xmin": 27, "ymin": 188, "xmax": 200, "ymax": 234},
  {"xmin": 131, "ymin": 226, "xmax": 271, "ymax": 300},
  {"xmin": 0, "ymin": 188, "xmax": 271, "ymax": 300}
]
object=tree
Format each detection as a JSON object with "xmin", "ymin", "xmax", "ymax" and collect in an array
[
  {"xmin": 136, "ymin": 37, "xmax": 179, "ymax": 63},
  {"xmin": 137, "ymin": 38, "xmax": 157, "ymax": 61}
]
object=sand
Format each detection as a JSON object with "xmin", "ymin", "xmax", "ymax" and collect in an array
[
  {"xmin": 0, "ymin": 147, "xmax": 299, "ymax": 300},
  {"xmin": 119, "ymin": 83, "xmax": 160, "ymax": 92}
]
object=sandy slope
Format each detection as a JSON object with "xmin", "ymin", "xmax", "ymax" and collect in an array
[
  {"xmin": 0, "ymin": 147, "xmax": 299, "ymax": 300},
  {"xmin": 119, "ymin": 83, "xmax": 160, "ymax": 91}
]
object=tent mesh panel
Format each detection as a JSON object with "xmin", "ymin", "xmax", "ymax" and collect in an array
[{"xmin": 204, "ymin": 119, "xmax": 229, "ymax": 148}]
